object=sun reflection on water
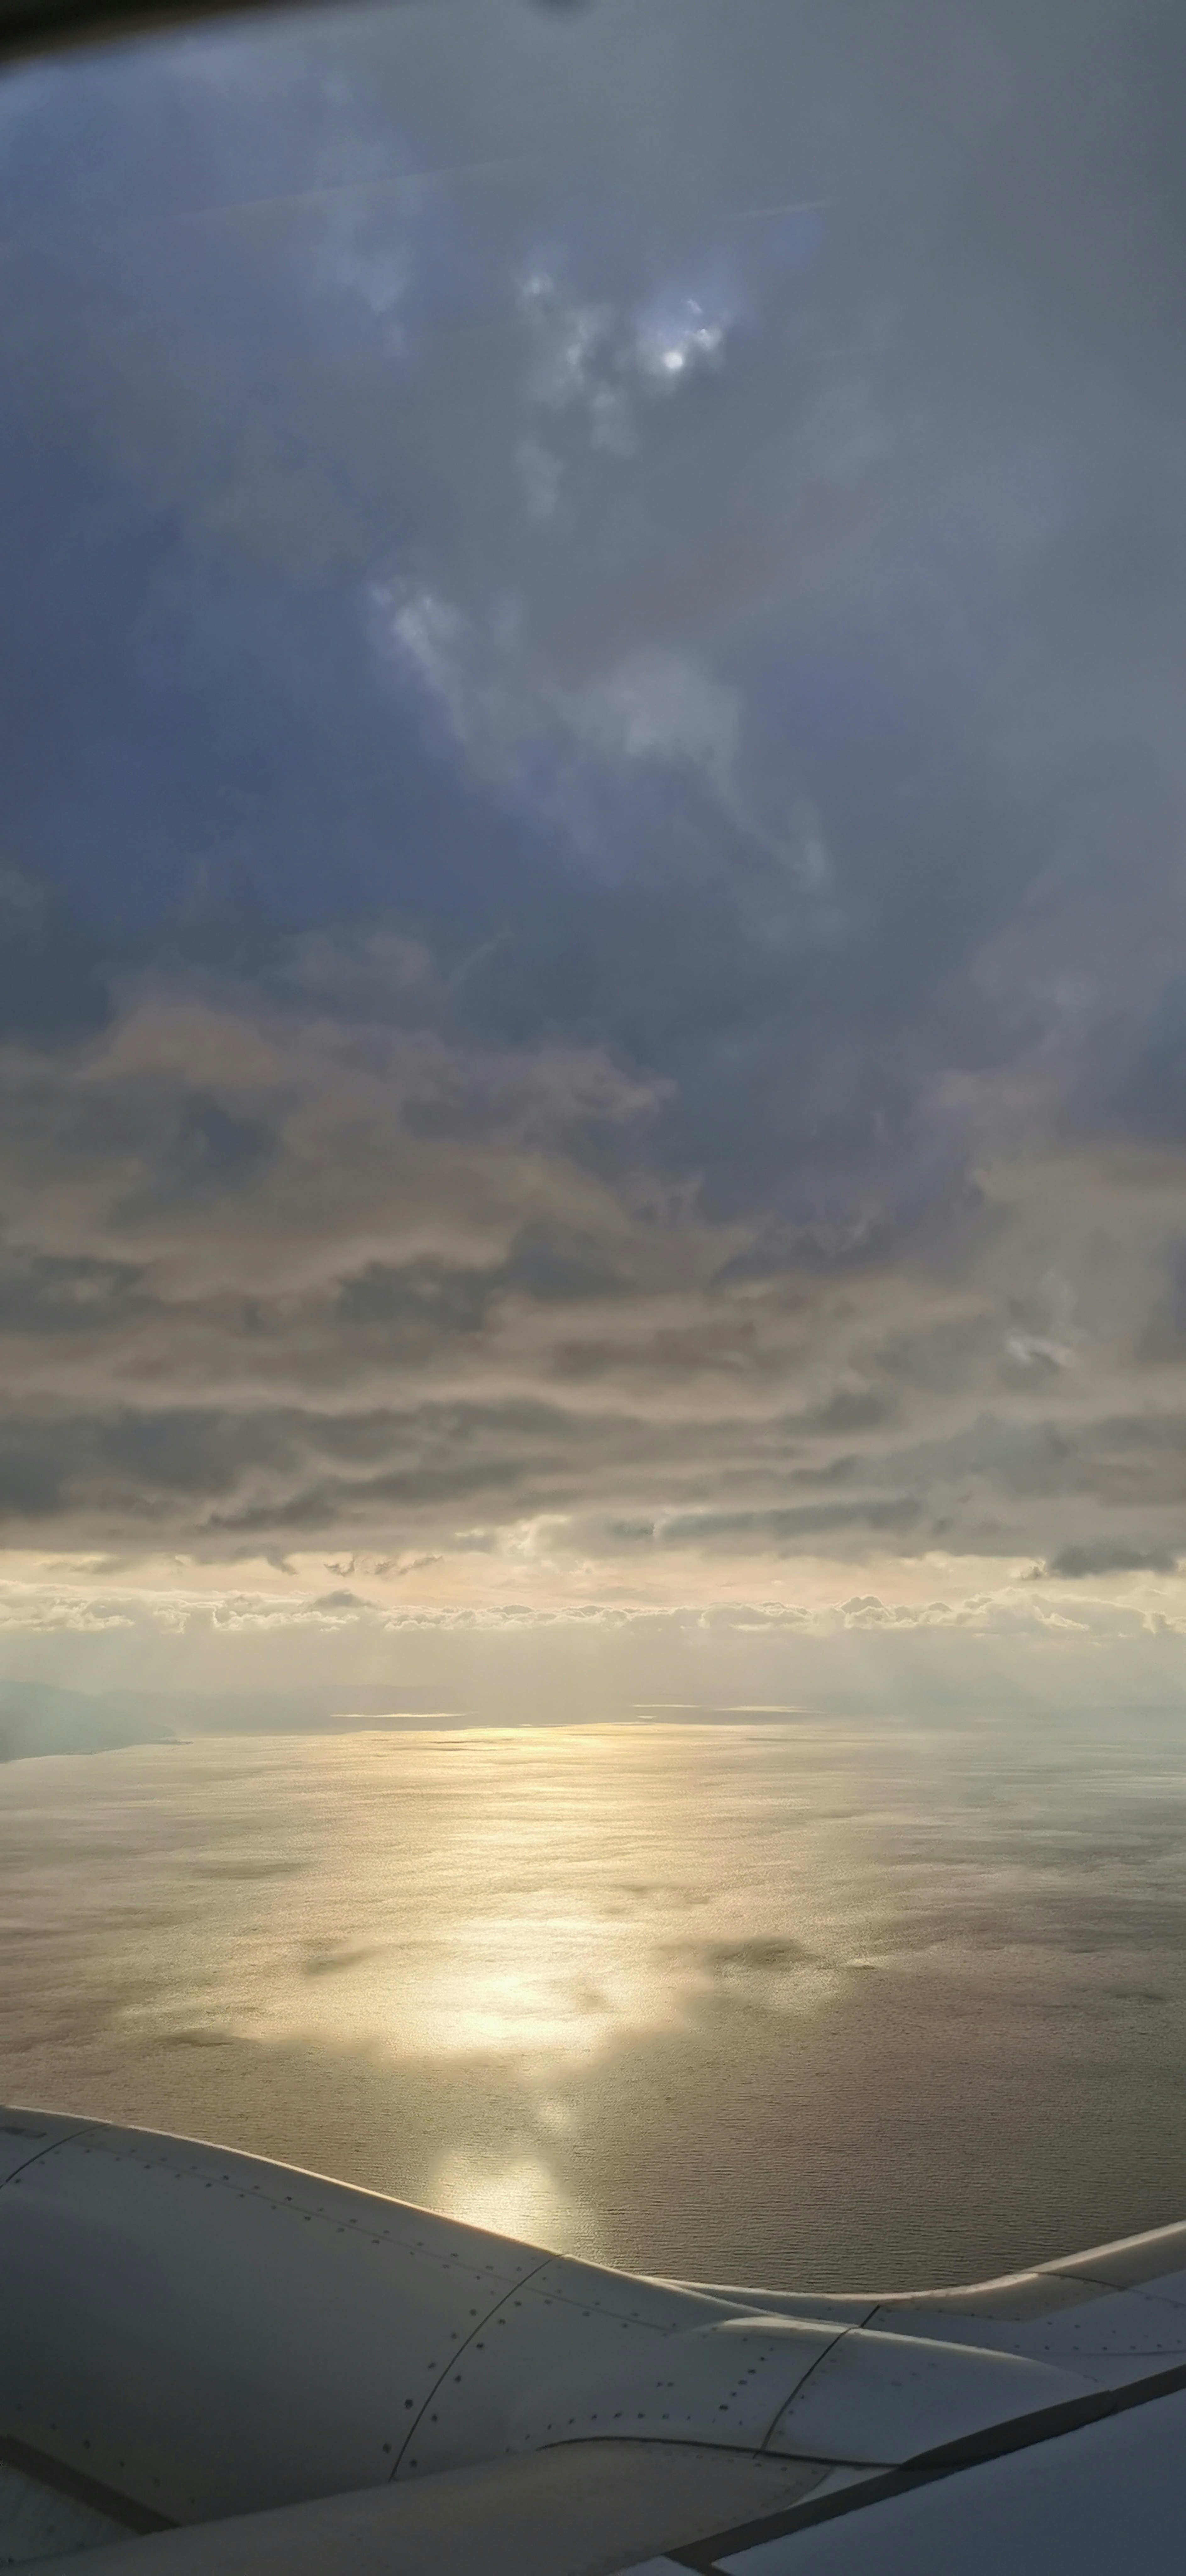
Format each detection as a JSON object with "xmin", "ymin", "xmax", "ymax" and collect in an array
[
  {"xmin": 275, "ymin": 1919, "xmax": 681, "ymax": 2060},
  {"xmin": 251, "ymin": 1724, "xmax": 786, "ymax": 2065},
  {"xmin": 428, "ymin": 2148, "xmax": 604, "ymax": 2257}
]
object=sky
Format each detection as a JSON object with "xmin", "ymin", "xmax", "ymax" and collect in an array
[{"xmin": 3, "ymin": 0, "xmax": 1186, "ymax": 1743}]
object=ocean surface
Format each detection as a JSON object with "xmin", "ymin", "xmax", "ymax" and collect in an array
[{"xmin": 3, "ymin": 1717, "xmax": 1186, "ymax": 2290}]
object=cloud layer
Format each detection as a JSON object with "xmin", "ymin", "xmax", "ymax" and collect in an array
[{"xmin": 2, "ymin": 0, "xmax": 1186, "ymax": 1616}]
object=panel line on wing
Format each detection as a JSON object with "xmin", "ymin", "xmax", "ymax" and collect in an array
[
  {"xmin": 667, "ymin": 2351, "xmax": 1186, "ymax": 2568},
  {"xmin": 0, "ymin": 2433, "xmax": 173, "ymax": 2536},
  {"xmin": 389, "ymin": 2253, "xmax": 557, "ymax": 2478}
]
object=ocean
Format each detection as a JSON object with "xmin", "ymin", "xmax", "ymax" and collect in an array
[{"xmin": 3, "ymin": 1717, "xmax": 1186, "ymax": 2290}]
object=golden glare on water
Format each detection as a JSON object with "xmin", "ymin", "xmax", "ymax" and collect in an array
[
  {"xmin": 290, "ymin": 1935, "xmax": 671, "ymax": 2062},
  {"xmin": 224, "ymin": 1722, "xmax": 848, "ymax": 2069},
  {"xmin": 428, "ymin": 2149, "xmax": 602, "ymax": 2255}
]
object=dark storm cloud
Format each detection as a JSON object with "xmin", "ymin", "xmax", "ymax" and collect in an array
[
  {"xmin": 1043, "ymin": 1544, "xmax": 1179, "ymax": 1582},
  {"xmin": 1, "ymin": 0, "xmax": 1186, "ymax": 1571},
  {"xmin": 612, "ymin": 1499, "xmax": 923, "ymax": 1552},
  {"xmin": 0, "ymin": 1375, "xmax": 928, "ymax": 1545}
]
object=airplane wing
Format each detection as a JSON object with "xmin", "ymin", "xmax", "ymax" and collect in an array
[{"xmin": 3, "ymin": 2110, "xmax": 1186, "ymax": 2573}]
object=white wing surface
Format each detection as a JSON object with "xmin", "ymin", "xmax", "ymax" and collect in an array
[{"xmin": 3, "ymin": 2108, "xmax": 1186, "ymax": 2573}]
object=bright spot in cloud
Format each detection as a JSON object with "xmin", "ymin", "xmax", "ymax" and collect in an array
[{"xmin": 637, "ymin": 291, "xmax": 730, "ymax": 382}]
